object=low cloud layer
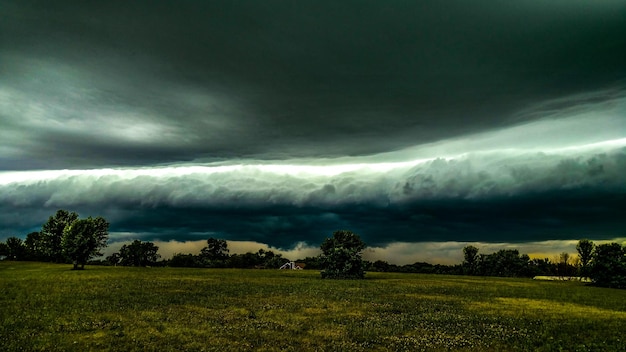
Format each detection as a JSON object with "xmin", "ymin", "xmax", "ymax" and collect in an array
[{"xmin": 1, "ymin": 105, "xmax": 625, "ymax": 249}]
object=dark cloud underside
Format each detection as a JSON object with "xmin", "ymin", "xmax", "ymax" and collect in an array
[{"xmin": 1, "ymin": 0, "xmax": 624, "ymax": 168}]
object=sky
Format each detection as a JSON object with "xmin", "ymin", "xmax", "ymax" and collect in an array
[{"xmin": 1, "ymin": 0, "xmax": 625, "ymax": 264}]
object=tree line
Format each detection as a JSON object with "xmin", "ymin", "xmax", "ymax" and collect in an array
[{"xmin": 1, "ymin": 210, "xmax": 624, "ymax": 288}]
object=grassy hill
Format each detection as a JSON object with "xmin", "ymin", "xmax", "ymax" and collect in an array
[{"xmin": 1, "ymin": 262, "xmax": 625, "ymax": 351}]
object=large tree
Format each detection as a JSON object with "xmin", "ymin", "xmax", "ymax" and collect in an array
[
  {"xmin": 41, "ymin": 209, "xmax": 79, "ymax": 262},
  {"xmin": 118, "ymin": 240, "xmax": 160, "ymax": 267},
  {"xmin": 320, "ymin": 230, "xmax": 366, "ymax": 279},
  {"xmin": 62, "ymin": 216, "xmax": 109, "ymax": 270},
  {"xmin": 589, "ymin": 243, "xmax": 626, "ymax": 289}
]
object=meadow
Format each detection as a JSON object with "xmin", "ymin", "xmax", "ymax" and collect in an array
[{"xmin": 1, "ymin": 262, "xmax": 625, "ymax": 351}]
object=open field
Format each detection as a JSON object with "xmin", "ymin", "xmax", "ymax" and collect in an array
[{"xmin": 1, "ymin": 262, "xmax": 625, "ymax": 351}]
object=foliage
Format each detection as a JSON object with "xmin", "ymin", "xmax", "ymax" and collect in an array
[
  {"xmin": 462, "ymin": 245, "xmax": 479, "ymax": 275},
  {"xmin": 24, "ymin": 231, "xmax": 46, "ymax": 261},
  {"xmin": 589, "ymin": 242, "xmax": 626, "ymax": 289},
  {"xmin": 3, "ymin": 237, "xmax": 26, "ymax": 260},
  {"xmin": 118, "ymin": 240, "xmax": 161, "ymax": 267},
  {"xmin": 2, "ymin": 262, "xmax": 626, "ymax": 351},
  {"xmin": 320, "ymin": 230, "xmax": 366, "ymax": 279},
  {"xmin": 62, "ymin": 216, "xmax": 109, "ymax": 270},
  {"xmin": 105, "ymin": 252, "xmax": 121, "ymax": 266},
  {"xmin": 227, "ymin": 249, "xmax": 288, "ymax": 269},
  {"xmin": 199, "ymin": 237, "xmax": 230, "ymax": 267},
  {"xmin": 576, "ymin": 239, "xmax": 595, "ymax": 277},
  {"xmin": 169, "ymin": 253, "xmax": 204, "ymax": 267},
  {"xmin": 40, "ymin": 209, "xmax": 79, "ymax": 262},
  {"xmin": 555, "ymin": 252, "xmax": 577, "ymax": 277},
  {"xmin": 475, "ymin": 249, "xmax": 534, "ymax": 278}
]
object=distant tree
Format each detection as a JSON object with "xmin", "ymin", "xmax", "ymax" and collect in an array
[
  {"xmin": 199, "ymin": 238, "xmax": 229, "ymax": 267},
  {"xmin": 119, "ymin": 240, "xmax": 161, "ymax": 267},
  {"xmin": 0, "ymin": 240, "xmax": 8, "ymax": 258},
  {"xmin": 256, "ymin": 249, "xmax": 288, "ymax": 268},
  {"xmin": 24, "ymin": 231, "xmax": 45, "ymax": 261},
  {"xmin": 576, "ymin": 239, "xmax": 595, "ymax": 277},
  {"xmin": 462, "ymin": 245, "xmax": 479, "ymax": 275},
  {"xmin": 476, "ymin": 249, "xmax": 532, "ymax": 277},
  {"xmin": 4, "ymin": 237, "xmax": 26, "ymax": 260},
  {"xmin": 589, "ymin": 243, "xmax": 626, "ymax": 289},
  {"xmin": 228, "ymin": 252, "xmax": 262, "ymax": 268},
  {"xmin": 528, "ymin": 258, "xmax": 555, "ymax": 276},
  {"xmin": 62, "ymin": 216, "xmax": 109, "ymax": 270},
  {"xmin": 555, "ymin": 252, "xmax": 576, "ymax": 277},
  {"xmin": 169, "ymin": 253, "xmax": 202, "ymax": 267},
  {"xmin": 295, "ymin": 256, "xmax": 324, "ymax": 270},
  {"xmin": 320, "ymin": 230, "xmax": 366, "ymax": 279},
  {"xmin": 41, "ymin": 210, "xmax": 79, "ymax": 262},
  {"xmin": 106, "ymin": 252, "xmax": 121, "ymax": 266},
  {"xmin": 370, "ymin": 260, "xmax": 393, "ymax": 272}
]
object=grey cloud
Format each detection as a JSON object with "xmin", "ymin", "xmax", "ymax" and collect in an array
[
  {"xmin": 1, "ymin": 1, "xmax": 624, "ymax": 169},
  {"xmin": 1, "ymin": 143, "xmax": 624, "ymax": 246}
]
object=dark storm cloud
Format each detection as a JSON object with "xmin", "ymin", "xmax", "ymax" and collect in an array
[
  {"xmin": 1, "ymin": 136, "xmax": 624, "ymax": 247},
  {"xmin": 1, "ymin": 0, "xmax": 625, "ymax": 168}
]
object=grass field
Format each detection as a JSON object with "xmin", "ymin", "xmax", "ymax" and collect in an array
[{"xmin": 1, "ymin": 262, "xmax": 625, "ymax": 351}]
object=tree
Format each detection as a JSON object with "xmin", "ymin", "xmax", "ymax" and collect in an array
[
  {"xmin": 62, "ymin": 216, "xmax": 109, "ymax": 270},
  {"xmin": 118, "ymin": 240, "xmax": 161, "ymax": 267},
  {"xmin": 320, "ymin": 230, "xmax": 366, "ymax": 279},
  {"xmin": 41, "ymin": 210, "xmax": 79, "ymax": 262},
  {"xmin": 576, "ymin": 239, "xmax": 594, "ymax": 277},
  {"xmin": 0, "ymin": 241, "xmax": 7, "ymax": 258},
  {"xmin": 555, "ymin": 252, "xmax": 576, "ymax": 277},
  {"xmin": 4, "ymin": 237, "xmax": 26, "ymax": 260},
  {"xmin": 199, "ymin": 238, "xmax": 229, "ymax": 267},
  {"xmin": 475, "ymin": 249, "xmax": 533, "ymax": 277},
  {"xmin": 589, "ymin": 243, "xmax": 626, "ymax": 289},
  {"xmin": 462, "ymin": 245, "xmax": 479, "ymax": 275},
  {"xmin": 24, "ymin": 231, "xmax": 45, "ymax": 261},
  {"xmin": 169, "ymin": 253, "xmax": 202, "ymax": 267},
  {"xmin": 106, "ymin": 253, "xmax": 121, "ymax": 266}
]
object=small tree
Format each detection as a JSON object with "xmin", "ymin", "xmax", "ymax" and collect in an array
[
  {"xmin": 576, "ymin": 239, "xmax": 594, "ymax": 278},
  {"xmin": 118, "ymin": 240, "xmax": 160, "ymax": 267},
  {"xmin": 320, "ymin": 230, "xmax": 366, "ymax": 279},
  {"xmin": 62, "ymin": 216, "xmax": 109, "ymax": 270},
  {"xmin": 106, "ymin": 252, "xmax": 121, "ymax": 266},
  {"xmin": 462, "ymin": 245, "xmax": 479, "ymax": 275},
  {"xmin": 0, "ymin": 241, "xmax": 8, "ymax": 258},
  {"xmin": 555, "ymin": 252, "xmax": 576, "ymax": 277},
  {"xmin": 199, "ymin": 238, "xmax": 229, "ymax": 267},
  {"xmin": 24, "ymin": 231, "xmax": 45, "ymax": 261}
]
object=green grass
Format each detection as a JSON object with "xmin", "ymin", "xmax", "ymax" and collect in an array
[{"xmin": 1, "ymin": 262, "xmax": 625, "ymax": 351}]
